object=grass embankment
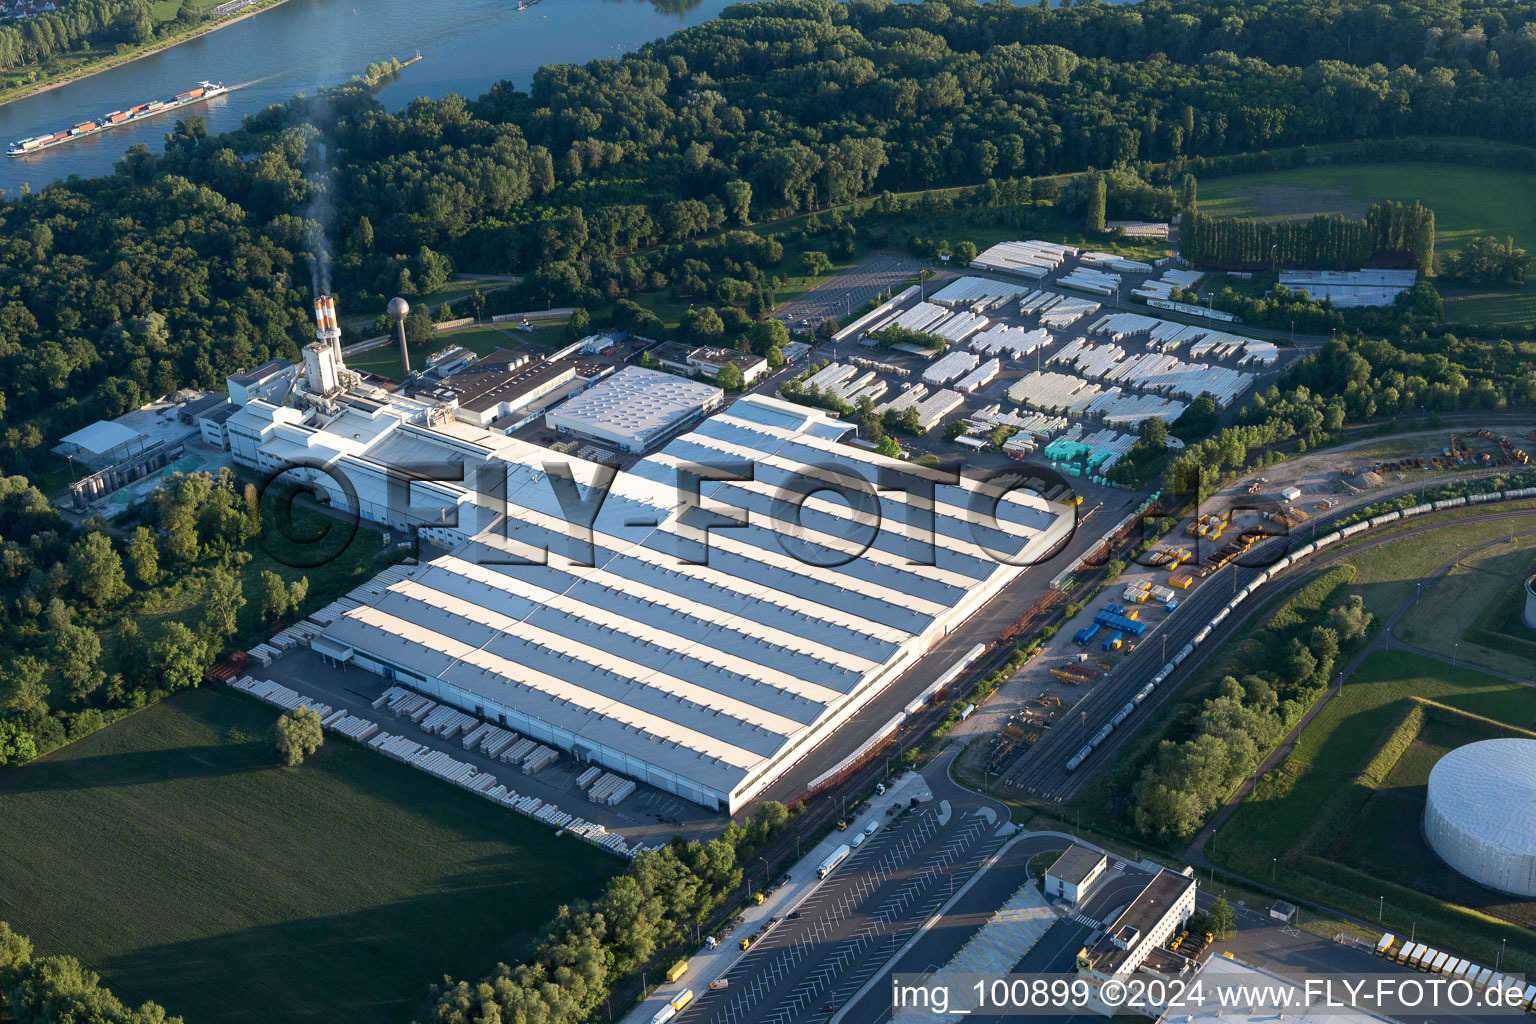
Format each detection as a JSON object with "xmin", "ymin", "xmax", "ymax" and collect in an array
[
  {"xmin": 1198, "ymin": 161, "xmax": 1536, "ymax": 324},
  {"xmin": 0, "ymin": 686, "xmax": 616, "ymax": 1024},
  {"xmin": 1205, "ymin": 651, "xmax": 1536, "ymax": 974}
]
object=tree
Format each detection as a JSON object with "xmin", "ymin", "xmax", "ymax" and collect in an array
[
  {"xmin": 943, "ymin": 421, "xmax": 968, "ymax": 441},
  {"xmin": 1086, "ymin": 173, "xmax": 1107, "ymax": 233},
  {"xmin": 0, "ymin": 719, "xmax": 37, "ymax": 767},
  {"xmin": 800, "ymin": 250, "xmax": 832, "ymax": 277},
  {"xmin": 1208, "ymin": 896, "xmax": 1237, "ymax": 939},
  {"xmin": 746, "ymin": 318, "xmax": 789, "ymax": 355},
  {"xmin": 202, "ymin": 566, "xmax": 245, "ymax": 639},
  {"xmin": 715, "ymin": 361, "xmax": 743, "ymax": 390},
  {"xmin": 148, "ymin": 621, "xmax": 208, "ymax": 694},
  {"xmin": 1139, "ymin": 417, "xmax": 1169, "ymax": 448},
  {"xmin": 0, "ymin": 656, "xmax": 49, "ymax": 716},
  {"xmin": 724, "ymin": 179, "xmax": 752, "ymax": 225},
  {"xmin": 1179, "ymin": 173, "xmax": 1198, "ymax": 214},
  {"xmin": 55, "ymin": 623, "xmax": 104, "ymax": 704},
  {"xmin": 67, "ymin": 532, "xmax": 129, "ymax": 608},
  {"xmin": 127, "ymin": 526, "xmax": 160, "ymax": 586},
  {"xmin": 876, "ymin": 435, "xmax": 902, "ymax": 458},
  {"xmin": 259, "ymin": 569, "xmax": 293, "ymax": 622},
  {"xmin": 564, "ymin": 307, "xmax": 592, "ymax": 341},
  {"xmin": 955, "ymin": 240, "xmax": 978, "ymax": 265},
  {"xmin": 275, "ymin": 705, "xmax": 324, "ymax": 766}
]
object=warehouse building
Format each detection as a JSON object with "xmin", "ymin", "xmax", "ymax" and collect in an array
[
  {"xmin": 1424, "ymin": 738, "xmax": 1536, "ymax": 897},
  {"xmin": 316, "ymin": 394, "xmax": 1073, "ymax": 812},
  {"xmin": 441, "ymin": 348, "xmax": 577, "ymax": 427},
  {"xmin": 545, "ymin": 365, "xmax": 723, "ymax": 453},
  {"xmin": 1046, "ymin": 845, "xmax": 1108, "ymax": 903}
]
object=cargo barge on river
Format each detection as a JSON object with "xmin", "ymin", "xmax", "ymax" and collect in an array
[{"xmin": 8, "ymin": 81, "xmax": 227, "ymax": 157}]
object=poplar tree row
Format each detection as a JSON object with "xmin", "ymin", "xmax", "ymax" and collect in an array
[{"xmin": 1179, "ymin": 202, "xmax": 1436, "ymax": 273}]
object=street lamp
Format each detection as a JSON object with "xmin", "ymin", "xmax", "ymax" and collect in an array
[
  {"xmin": 1378, "ymin": 896, "xmax": 1384, "ymax": 921},
  {"xmin": 1271, "ymin": 857, "xmax": 1277, "ymax": 882},
  {"xmin": 1498, "ymin": 938, "xmax": 1507, "ymax": 970}
]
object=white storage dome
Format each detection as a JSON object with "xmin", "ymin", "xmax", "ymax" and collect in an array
[{"xmin": 1424, "ymin": 738, "xmax": 1536, "ymax": 897}]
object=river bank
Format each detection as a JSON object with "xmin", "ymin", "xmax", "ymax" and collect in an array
[{"xmin": 0, "ymin": 0, "xmax": 296, "ymax": 109}]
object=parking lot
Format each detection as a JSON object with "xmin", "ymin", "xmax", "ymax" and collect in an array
[
  {"xmin": 681, "ymin": 795, "xmax": 1010, "ymax": 1024},
  {"xmin": 774, "ymin": 251, "xmax": 935, "ymax": 329}
]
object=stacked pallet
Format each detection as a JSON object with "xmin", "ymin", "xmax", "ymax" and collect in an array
[
  {"xmin": 501, "ymin": 738, "xmax": 537, "ymax": 765},
  {"xmin": 477, "ymin": 726, "xmax": 520, "ymax": 758},
  {"xmin": 576, "ymin": 766, "xmax": 603, "ymax": 790},
  {"xmin": 327, "ymin": 714, "xmax": 379, "ymax": 741},
  {"xmin": 522, "ymin": 745, "xmax": 559, "ymax": 773},
  {"xmin": 588, "ymin": 773, "xmax": 637, "ymax": 806}
]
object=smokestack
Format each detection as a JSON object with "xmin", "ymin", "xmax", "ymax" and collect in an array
[
  {"xmin": 388, "ymin": 296, "xmax": 411, "ymax": 378},
  {"xmin": 314, "ymin": 294, "xmax": 343, "ymax": 364}
]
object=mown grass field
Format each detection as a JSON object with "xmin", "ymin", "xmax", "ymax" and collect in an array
[
  {"xmin": 0, "ymin": 686, "xmax": 616, "ymax": 1024},
  {"xmin": 1206, "ymin": 650, "xmax": 1536, "ymax": 972},
  {"xmin": 343, "ymin": 320, "xmax": 562, "ymax": 380},
  {"xmin": 1395, "ymin": 534, "xmax": 1536, "ymax": 678},
  {"xmin": 1197, "ymin": 161, "xmax": 1536, "ymax": 324}
]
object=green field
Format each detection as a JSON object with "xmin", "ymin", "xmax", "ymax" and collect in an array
[
  {"xmin": 0, "ymin": 687, "xmax": 616, "ymax": 1024},
  {"xmin": 1206, "ymin": 649, "xmax": 1536, "ymax": 972},
  {"xmin": 1396, "ymin": 535, "xmax": 1536, "ymax": 678},
  {"xmin": 1198, "ymin": 161, "xmax": 1536, "ymax": 324}
]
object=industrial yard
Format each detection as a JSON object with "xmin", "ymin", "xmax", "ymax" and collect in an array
[{"xmin": 805, "ymin": 241, "xmax": 1285, "ymax": 477}]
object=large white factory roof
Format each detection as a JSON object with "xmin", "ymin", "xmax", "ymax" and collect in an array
[
  {"xmin": 319, "ymin": 394, "xmax": 1071, "ymax": 811},
  {"xmin": 545, "ymin": 365, "xmax": 721, "ymax": 451},
  {"xmin": 1425, "ymin": 738, "xmax": 1536, "ymax": 897}
]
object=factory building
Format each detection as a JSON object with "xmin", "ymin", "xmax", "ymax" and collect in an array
[
  {"xmin": 544, "ymin": 365, "xmax": 723, "ymax": 453},
  {"xmin": 1045, "ymin": 845, "xmax": 1108, "ymax": 903},
  {"xmin": 226, "ymin": 357, "xmax": 297, "ymax": 407},
  {"xmin": 314, "ymin": 394, "xmax": 1073, "ymax": 812},
  {"xmin": 1424, "ymin": 738, "xmax": 1536, "ymax": 897},
  {"xmin": 440, "ymin": 348, "xmax": 577, "ymax": 427}
]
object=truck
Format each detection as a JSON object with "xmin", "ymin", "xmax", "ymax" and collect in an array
[
  {"xmin": 818, "ymin": 844, "xmax": 851, "ymax": 879},
  {"xmin": 648, "ymin": 1005, "xmax": 676, "ymax": 1024},
  {"xmin": 671, "ymin": 989, "xmax": 695, "ymax": 1012},
  {"xmin": 666, "ymin": 959, "xmax": 689, "ymax": 983}
]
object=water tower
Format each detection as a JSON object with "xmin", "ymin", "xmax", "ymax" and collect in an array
[{"xmin": 388, "ymin": 297, "xmax": 411, "ymax": 378}]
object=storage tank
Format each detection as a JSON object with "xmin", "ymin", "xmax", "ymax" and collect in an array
[
  {"xmin": 1524, "ymin": 575, "xmax": 1536, "ymax": 630},
  {"xmin": 1424, "ymin": 739, "xmax": 1536, "ymax": 897}
]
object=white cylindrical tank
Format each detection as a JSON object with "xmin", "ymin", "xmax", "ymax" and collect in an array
[
  {"xmin": 1424, "ymin": 738, "xmax": 1536, "ymax": 897},
  {"xmin": 1524, "ymin": 575, "xmax": 1536, "ymax": 630}
]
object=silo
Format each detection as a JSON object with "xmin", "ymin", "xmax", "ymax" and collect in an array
[
  {"xmin": 1524, "ymin": 575, "xmax": 1536, "ymax": 631},
  {"xmin": 1423, "ymin": 739, "xmax": 1536, "ymax": 897}
]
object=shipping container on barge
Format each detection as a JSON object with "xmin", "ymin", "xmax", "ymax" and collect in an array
[{"xmin": 8, "ymin": 81, "xmax": 227, "ymax": 156}]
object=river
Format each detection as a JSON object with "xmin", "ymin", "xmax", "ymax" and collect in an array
[{"xmin": 0, "ymin": 0, "xmax": 723, "ymax": 193}]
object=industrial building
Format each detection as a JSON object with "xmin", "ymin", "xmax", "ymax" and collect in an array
[
  {"xmin": 1080, "ymin": 868, "xmax": 1197, "ymax": 980},
  {"xmin": 1277, "ymin": 269, "xmax": 1417, "ymax": 308},
  {"xmin": 1424, "ymin": 738, "xmax": 1536, "ymax": 897},
  {"xmin": 1045, "ymin": 844, "xmax": 1107, "ymax": 903},
  {"xmin": 313, "ymin": 393, "xmax": 1073, "ymax": 813},
  {"xmin": 440, "ymin": 348, "xmax": 577, "ymax": 427},
  {"xmin": 1160, "ymin": 955, "xmax": 1400, "ymax": 1024},
  {"xmin": 545, "ymin": 365, "xmax": 723, "ymax": 453},
  {"xmin": 650, "ymin": 342, "xmax": 769, "ymax": 386}
]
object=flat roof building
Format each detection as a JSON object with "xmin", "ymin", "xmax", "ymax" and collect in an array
[
  {"xmin": 545, "ymin": 365, "xmax": 723, "ymax": 453},
  {"xmin": 314, "ymin": 394, "xmax": 1073, "ymax": 812},
  {"xmin": 442, "ymin": 349, "xmax": 578, "ymax": 427},
  {"xmin": 1046, "ymin": 845, "xmax": 1108, "ymax": 903},
  {"xmin": 1082, "ymin": 869, "xmax": 1197, "ymax": 980}
]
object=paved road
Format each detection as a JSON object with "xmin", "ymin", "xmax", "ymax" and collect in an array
[{"xmin": 682, "ymin": 750, "xmax": 1013, "ymax": 1024}]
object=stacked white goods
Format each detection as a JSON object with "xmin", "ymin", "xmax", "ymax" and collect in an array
[
  {"xmin": 480, "ymin": 727, "xmax": 520, "ymax": 758},
  {"xmin": 932, "ymin": 310, "xmax": 987, "ymax": 343},
  {"xmin": 922, "ymin": 350, "xmax": 980, "ymax": 386},
  {"xmin": 322, "ymin": 709, "xmax": 348, "ymax": 727},
  {"xmin": 876, "ymin": 384, "xmax": 927, "ymax": 415},
  {"xmin": 523, "ymin": 745, "xmax": 559, "ymax": 773},
  {"xmin": 969, "ymin": 325, "xmax": 1051, "ymax": 360},
  {"xmin": 913, "ymin": 390, "xmax": 965, "ymax": 431},
  {"xmin": 1006, "ymin": 371, "xmax": 1106, "ymax": 414},
  {"xmin": 954, "ymin": 359, "xmax": 1000, "ymax": 393},
  {"xmin": 1048, "ymin": 338, "xmax": 1125, "ymax": 379},
  {"xmin": 971, "ymin": 240, "xmax": 1076, "ymax": 279},
  {"xmin": 1059, "ymin": 266, "xmax": 1120, "ymax": 296},
  {"xmin": 965, "ymin": 404, "xmax": 1068, "ymax": 439},
  {"xmin": 577, "ymin": 766, "xmax": 603, "ymax": 790},
  {"xmin": 588, "ymin": 773, "xmax": 638, "ymax": 806},
  {"xmin": 1079, "ymin": 251, "xmax": 1153, "ymax": 273},
  {"xmin": 502, "ymin": 738, "xmax": 537, "ymax": 764},
  {"xmin": 1132, "ymin": 268, "xmax": 1204, "ymax": 301},
  {"xmin": 328, "ymin": 714, "xmax": 379, "ymax": 741},
  {"xmin": 1088, "ymin": 312, "xmax": 1162, "ymax": 339},
  {"xmin": 1079, "ymin": 428, "xmax": 1138, "ymax": 470},
  {"xmin": 1100, "ymin": 352, "xmax": 1254, "ymax": 406},
  {"xmin": 1185, "ymin": 328, "xmax": 1252, "ymax": 361},
  {"xmin": 847, "ymin": 379, "xmax": 889, "ymax": 406},
  {"xmin": 930, "ymin": 276, "xmax": 1030, "ymax": 308},
  {"xmin": 404, "ymin": 698, "xmax": 436, "ymax": 723},
  {"xmin": 890, "ymin": 301, "xmax": 950, "ymax": 333},
  {"xmin": 1241, "ymin": 339, "xmax": 1280, "ymax": 366},
  {"xmin": 372, "ymin": 685, "xmax": 413, "ymax": 710},
  {"xmin": 1038, "ymin": 295, "xmax": 1101, "ymax": 328},
  {"xmin": 247, "ymin": 644, "xmax": 276, "ymax": 666},
  {"xmin": 462, "ymin": 723, "xmax": 492, "ymax": 749},
  {"xmin": 830, "ymin": 370, "xmax": 880, "ymax": 403},
  {"xmin": 1018, "ymin": 290, "xmax": 1056, "ymax": 314},
  {"xmin": 804, "ymin": 362, "xmax": 857, "ymax": 393},
  {"xmin": 1082, "ymin": 389, "xmax": 1188, "ymax": 425},
  {"xmin": 466, "ymin": 773, "xmax": 499, "ymax": 793}
]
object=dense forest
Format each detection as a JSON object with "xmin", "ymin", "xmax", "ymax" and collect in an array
[{"xmin": 0, "ymin": 0, "xmax": 207, "ymax": 75}]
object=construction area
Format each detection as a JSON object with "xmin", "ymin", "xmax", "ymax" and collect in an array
[{"xmin": 819, "ymin": 242, "xmax": 1285, "ymax": 480}]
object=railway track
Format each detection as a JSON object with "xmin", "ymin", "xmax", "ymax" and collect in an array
[{"xmin": 998, "ymin": 497, "xmax": 1536, "ymax": 806}]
